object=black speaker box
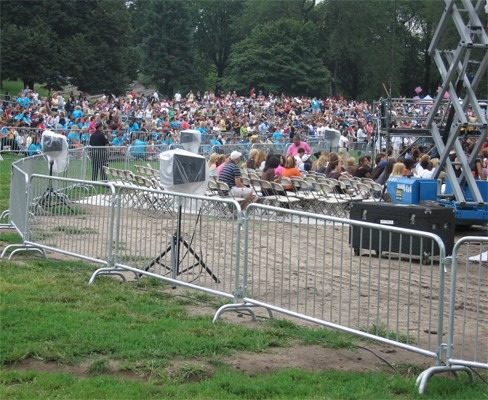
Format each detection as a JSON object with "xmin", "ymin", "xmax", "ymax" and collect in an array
[{"xmin": 349, "ymin": 202, "xmax": 455, "ymax": 256}]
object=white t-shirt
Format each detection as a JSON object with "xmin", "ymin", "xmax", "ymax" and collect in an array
[
  {"xmin": 356, "ymin": 128, "xmax": 367, "ymax": 142},
  {"xmin": 339, "ymin": 135, "xmax": 349, "ymax": 148},
  {"xmin": 294, "ymin": 155, "xmax": 305, "ymax": 171}
]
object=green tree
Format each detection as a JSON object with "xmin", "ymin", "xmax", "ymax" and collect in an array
[
  {"xmin": 0, "ymin": 0, "xmax": 67, "ymax": 91},
  {"xmin": 233, "ymin": 0, "xmax": 317, "ymax": 39},
  {"xmin": 0, "ymin": 24, "xmax": 60, "ymax": 92},
  {"xmin": 224, "ymin": 19, "xmax": 331, "ymax": 97},
  {"xmin": 192, "ymin": 0, "xmax": 245, "ymax": 93},
  {"xmin": 1, "ymin": 0, "xmax": 135, "ymax": 95},
  {"xmin": 66, "ymin": 0, "xmax": 135, "ymax": 95},
  {"xmin": 315, "ymin": 0, "xmax": 407, "ymax": 101},
  {"xmin": 137, "ymin": 0, "xmax": 196, "ymax": 97},
  {"xmin": 389, "ymin": 0, "xmax": 444, "ymax": 98}
]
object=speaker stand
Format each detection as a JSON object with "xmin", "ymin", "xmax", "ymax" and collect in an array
[
  {"xmin": 146, "ymin": 204, "xmax": 219, "ymax": 284},
  {"xmin": 35, "ymin": 160, "xmax": 71, "ymax": 211}
]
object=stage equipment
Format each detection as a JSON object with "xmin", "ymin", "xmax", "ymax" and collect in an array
[
  {"xmin": 159, "ymin": 148, "xmax": 208, "ymax": 195},
  {"xmin": 41, "ymin": 130, "xmax": 69, "ymax": 174},
  {"xmin": 35, "ymin": 131, "xmax": 71, "ymax": 211},
  {"xmin": 349, "ymin": 202, "xmax": 455, "ymax": 261},
  {"xmin": 323, "ymin": 128, "xmax": 340, "ymax": 151},
  {"xmin": 179, "ymin": 129, "xmax": 202, "ymax": 154},
  {"xmin": 147, "ymin": 149, "xmax": 218, "ymax": 283}
]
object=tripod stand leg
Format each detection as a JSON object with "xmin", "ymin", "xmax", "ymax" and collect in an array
[
  {"xmin": 146, "ymin": 206, "xmax": 219, "ymax": 283},
  {"xmin": 146, "ymin": 242, "xmax": 173, "ymax": 271},
  {"xmin": 176, "ymin": 238, "xmax": 220, "ymax": 283}
]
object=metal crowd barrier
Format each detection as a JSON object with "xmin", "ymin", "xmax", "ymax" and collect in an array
[
  {"xmin": 251, "ymin": 143, "xmax": 288, "ymax": 154},
  {"xmin": 216, "ymin": 204, "xmax": 449, "ymax": 359},
  {"xmin": 1, "ymin": 154, "xmax": 486, "ymax": 395},
  {"xmin": 416, "ymin": 236, "xmax": 488, "ymax": 394}
]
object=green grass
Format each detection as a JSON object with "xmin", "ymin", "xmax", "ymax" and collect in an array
[
  {"xmin": 0, "ymin": 155, "xmax": 15, "ymax": 215},
  {"xmin": 0, "ymin": 257, "xmax": 486, "ymax": 399},
  {"xmin": 1, "ymin": 79, "xmax": 49, "ymax": 98}
]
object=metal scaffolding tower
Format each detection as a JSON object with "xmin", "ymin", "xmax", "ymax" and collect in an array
[{"xmin": 427, "ymin": 0, "xmax": 487, "ymax": 223}]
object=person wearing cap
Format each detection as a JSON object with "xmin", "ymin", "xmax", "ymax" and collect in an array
[
  {"xmin": 89, "ymin": 121, "xmax": 109, "ymax": 181},
  {"xmin": 219, "ymin": 151, "xmax": 256, "ymax": 209}
]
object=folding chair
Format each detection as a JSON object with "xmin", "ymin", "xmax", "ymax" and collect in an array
[
  {"xmin": 271, "ymin": 182, "xmax": 301, "ymax": 210},
  {"xmin": 317, "ymin": 181, "xmax": 350, "ymax": 217},
  {"xmin": 290, "ymin": 177, "xmax": 316, "ymax": 212}
]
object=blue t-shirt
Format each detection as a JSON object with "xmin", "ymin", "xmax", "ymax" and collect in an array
[
  {"xmin": 129, "ymin": 139, "xmax": 146, "ymax": 158},
  {"xmin": 72, "ymin": 109, "xmax": 83, "ymax": 119},
  {"xmin": 28, "ymin": 143, "xmax": 42, "ymax": 156},
  {"xmin": 112, "ymin": 137, "xmax": 124, "ymax": 146},
  {"xmin": 67, "ymin": 131, "xmax": 81, "ymax": 146}
]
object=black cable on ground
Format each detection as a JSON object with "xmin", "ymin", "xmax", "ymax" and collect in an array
[{"xmin": 355, "ymin": 345, "xmax": 400, "ymax": 375}]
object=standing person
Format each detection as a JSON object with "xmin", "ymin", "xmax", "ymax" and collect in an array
[
  {"xmin": 286, "ymin": 134, "xmax": 312, "ymax": 157},
  {"xmin": 89, "ymin": 121, "xmax": 109, "ymax": 181},
  {"xmin": 338, "ymin": 130, "xmax": 350, "ymax": 152},
  {"xmin": 356, "ymin": 123, "xmax": 367, "ymax": 146}
]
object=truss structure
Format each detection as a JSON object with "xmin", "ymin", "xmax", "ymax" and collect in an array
[{"xmin": 427, "ymin": 0, "xmax": 487, "ymax": 207}]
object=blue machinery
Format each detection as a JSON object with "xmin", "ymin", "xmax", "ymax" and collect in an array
[{"xmin": 383, "ymin": 0, "xmax": 487, "ymax": 226}]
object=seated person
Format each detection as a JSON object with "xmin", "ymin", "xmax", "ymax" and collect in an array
[
  {"xmin": 262, "ymin": 155, "xmax": 287, "ymax": 198},
  {"xmin": 281, "ymin": 156, "xmax": 302, "ymax": 190},
  {"xmin": 128, "ymin": 135, "xmax": 146, "ymax": 159},
  {"xmin": 294, "ymin": 148, "xmax": 305, "ymax": 171},
  {"xmin": 112, "ymin": 132, "xmax": 126, "ymax": 146},
  {"xmin": 219, "ymin": 151, "xmax": 256, "ymax": 209},
  {"xmin": 325, "ymin": 153, "xmax": 345, "ymax": 180},
  {"xmin": 353, "ymin": 155, "xmax": 373, "ymax": 179},
  {"xmin": 27, "ymin": 136, "xmax": 42, "ymax": 156},
  {"xmin": 67, "ymin": 127, "xmax": 83, "ymax": 149}
]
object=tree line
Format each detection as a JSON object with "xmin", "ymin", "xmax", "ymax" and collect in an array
[{"xmin": 1, "ymin": 0, "xmax": 484, "ymax": 101}]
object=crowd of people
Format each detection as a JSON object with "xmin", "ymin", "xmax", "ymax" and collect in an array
[
  {"xmin": 0, "ymin": 86, "xmax": 486, "ymax": 185},
  {"xmin": 207, "ymin": 134, "xmax": 488, "ymax": 203},
  {"xmin": 0, "ymin": 87, "xmax": 382, "ymax": 153}
]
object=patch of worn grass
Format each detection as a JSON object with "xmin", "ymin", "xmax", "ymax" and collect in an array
[
  {"xmin": 1, "ymin": 260, "xmax": 487, "ymax": 399},
  {"xmin": 52, "ymin": 226, "xmax": 98, "ymax": 234},
  {"xmin": 1, "ymin": 366, "xmax": 485, "ymax": 400},
  {"xmin": 360, "ymin": 323, "xmax": 414, "ymax": 345}
]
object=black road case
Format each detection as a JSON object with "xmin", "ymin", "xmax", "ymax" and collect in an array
[{"xmin": 349, "ymin": 202, "xmax": 455, "ymax": 257}]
